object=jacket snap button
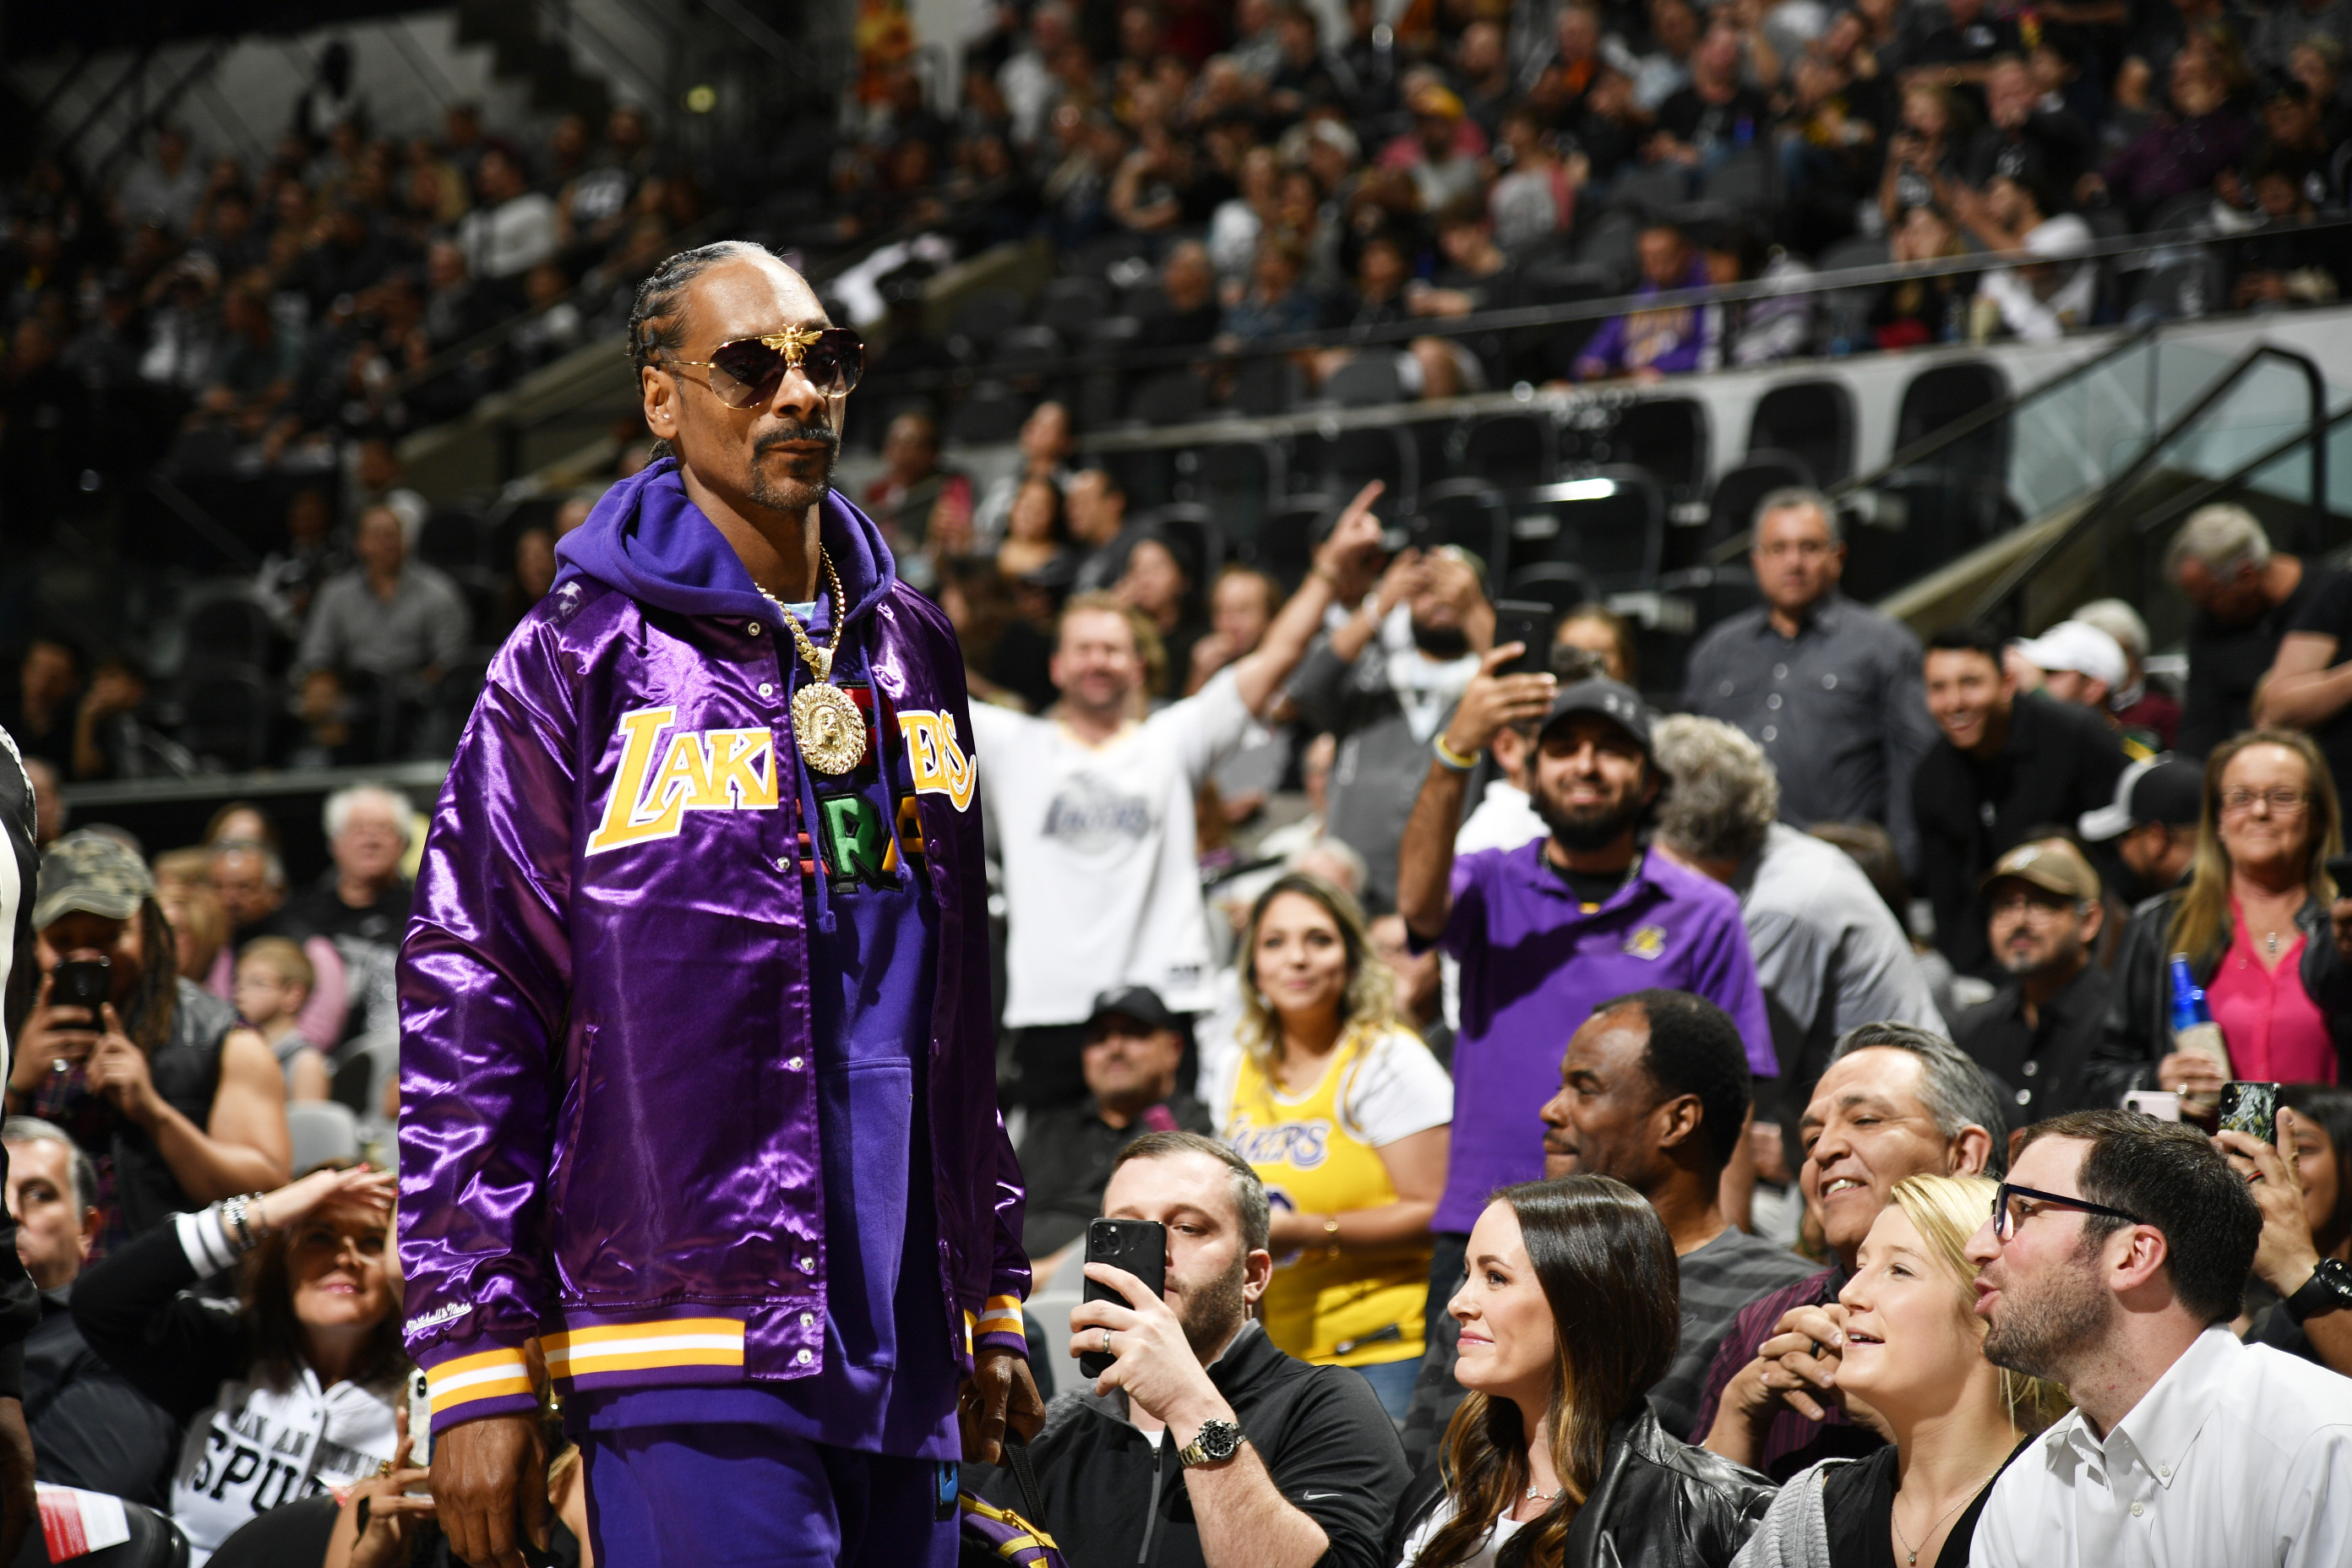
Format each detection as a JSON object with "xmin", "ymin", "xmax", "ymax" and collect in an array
[
  {"xmin": 798, "ymin": 1256, "xmax": 814, "ymax": 1272},
  {"xmin": 759, "ymin": 683, "xmax": 776, "ymax": 698},
  {"xmin": 802, "ymin": 1312, "xmax": 815, "ymax": 1328},
  {"xmin": 787, "ymin": 1056, "xmax": 804, "ymax": 1070},
  {"xmin": 797, "ymin": 1348, "xmax": 813, "ymax": 1365}
]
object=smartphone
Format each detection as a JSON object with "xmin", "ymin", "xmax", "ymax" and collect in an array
[
  {"xmin": 406, "ymin": 1368, "xmax": 433, "ymax": 1468},
  {"xmin": 2219, "ymin": 1081, "xmax": 2280, "ymax": 1145},
  {"xmin": 1079, "ymin": 1218, "xmax": 1168, "ymax": 1378},
  {"xmin": 2122, "ymin": 1089, "xmax": 2183, "ymax": 1122},
  {"xmin": 51, "ymin": 959, "xmax": 109, "ymax": 1013},
  {"xmin": 1491, "ymin": 600, "xmax": 1554, "ymax": 678}
]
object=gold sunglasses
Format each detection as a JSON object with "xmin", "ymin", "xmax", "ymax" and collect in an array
[{"xmin": 662, "ymin": 326, "xmax": 865, "ymax": 406}]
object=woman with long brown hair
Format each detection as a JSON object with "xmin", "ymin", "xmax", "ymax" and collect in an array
[
  {"xmin": 1388, "ymin": 1176, "xmax": 1773, "ymax": 1566},
  {"xmin": 2090, "ymin": 728, "xmax": 2352, "ymax": 1100},
  {"xmin": 1211, "ymin": 871, "xmax": 1451, "ymax": 1419},
  {"xmin": 73, "ymin": 1162, "xmax": 405, "ymax": 1562}
]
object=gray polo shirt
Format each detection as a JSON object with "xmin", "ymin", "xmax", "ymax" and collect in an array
[
  {"xmin": 294, "ymin": 564, "xmax": 471, "ymax": 681},
  {"xmin": 1738, "ymin": 824, "xmax": 1946, "ymax": 1096},
  {"xmin": 1681, "ymin": 594, "xmax": 1938, "ymax": 875}
]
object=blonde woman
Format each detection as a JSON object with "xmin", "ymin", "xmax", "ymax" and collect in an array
[
  {"xmin": 1733, "ymin": 1174, "xmax": 2068, "ymax": 1568},
  {"xmin": 1210, "ymin": 871, "xmax": 1452, "ymax": 1418}
]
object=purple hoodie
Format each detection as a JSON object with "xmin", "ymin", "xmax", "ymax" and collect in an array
[{"xmin": 398, "ymin": 460, "xmax": 1027, "ymax": 1439}]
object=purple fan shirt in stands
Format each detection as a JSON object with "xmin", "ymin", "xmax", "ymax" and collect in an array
[{"xmin": 1434, "ymin": 843, "xmax": 1775, "ymax": 1233}]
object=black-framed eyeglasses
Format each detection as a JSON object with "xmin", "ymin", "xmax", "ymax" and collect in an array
[
  {"xmin": 662, "ymin": 326, "xmax": 864, "ymax": 406},
  {"xmin": 1990, "ymin": 1182, "xmax": 2144, "ymax": 1241}
]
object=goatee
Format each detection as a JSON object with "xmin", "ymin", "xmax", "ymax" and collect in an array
[
  {"xmin": 1178, "ymin": 1254, "xmax": 1252, "ymax": 1362},
  {"xmin": 1534, "ymin": 789, "xmax": 1647, "ymax": 852},
  {"xmin": 749, "ymin": 422, "xmax": 841, "ymax": 514},
  {"xmin": 1411, "ymin": 619, "xmax": 1470, "ymax": 660}
]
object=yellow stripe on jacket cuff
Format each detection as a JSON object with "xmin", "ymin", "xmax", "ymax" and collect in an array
[
  {"xmin": 422, "ymin": 1346, "xmax": 536, "ymax": 1417},
  {"xmin": 969, "ymin": 1295, "xmax": 1027, "ymax": 1354}
]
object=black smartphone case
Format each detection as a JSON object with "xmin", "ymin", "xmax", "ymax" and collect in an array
[{"xmin": 1078, "ymin": 1218, "xmax": 1167, "ymax": 1378}]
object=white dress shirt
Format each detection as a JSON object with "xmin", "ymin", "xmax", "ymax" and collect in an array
[{"xmin": 1970, "ymin": 1326, "xmax": 2352, "ymax": 1568}]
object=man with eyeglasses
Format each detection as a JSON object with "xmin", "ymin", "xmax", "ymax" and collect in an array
[
  {"xmin": 1950, "ymin": 838, "xmax": 2109, "ymax": 1129},
  {"xmin": 400, "ymin": 242, "xmax": 1043, "ymax": 1568},
  {"xmin": 1966, "ymin": 1108, "xmax": 2352, "ymax": 1568}
]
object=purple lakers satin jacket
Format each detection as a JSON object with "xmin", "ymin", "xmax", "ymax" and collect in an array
[{"xmin": 397, "ymin": 465, "xmax": 1028, "ymax": 1428}]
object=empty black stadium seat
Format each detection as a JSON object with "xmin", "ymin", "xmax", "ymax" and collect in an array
[
  {"xmin": 179, "ymin": 669, "xmax": 275, "ymax": 772},
  {"xmin": 1504, "ymin": 560, "xmax": 1602, "ymax": 615},
  {"xmin": 1315, "ymin": 426, "xmax": 1418, "ymax": 519},
  {"xmin": 1174, "ymin": 441, "xmax": 1286, "ymax": 547},
  {"xmin": 1460, "ymin": 411, "xmax": 1554, "ymax": 490},
  {"xmin": 1128, "ymin": 369, "xmax": 1210, "ymax": 427},
  {"xmin": 1511, "ymin": 469, "xmax": 1666, "ymax": 590},
  {"xmin": 180, "ymin": 591, "xmax": 282, "ymax": 672},
  {"xmin": 1037, "ymin": 276, "xmax": 1113, "ymax": 337},
  {"xmin": 1895, "ymin": 361, "xmax": 2009, "ymax": 475},
  {"xmin": 1326, "ymin": 354, "xmax": 1406, "ymax": 407},
  {"xmin": 1703, "ymin": 451, "xmax": 1816, "ymax": 556},
  {"xmin": 991, "ymin": 324, "xmax": 1064, "ymax": 379},
  {"xmin": 1609, "ymin": 397, "xmax": 1709, "ymax": 497},
  {"xmin": 949, "ymin": 382, "xmax": 1031, "ymax": 445},
  {"xmin": 418, "ymin": 509, "xmax": 487, "ymax": 572},
  {"xmin": 1414, "ymin": 478, "xmax": 1511, "ymax": 578},
  {"xmin": 1250, "ymin": 494, "xmax": 1332, "ymax": 586},
  {"xmin": 1746, "ymin": 380, "xmax": 1855, "ymax": 484}
]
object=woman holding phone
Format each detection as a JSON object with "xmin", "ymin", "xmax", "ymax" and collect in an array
[
  {"xmin": 1730, "ymin": 1174, "xmax": 2068, "ymax": 1568},
  {"xmin": 1210, "ymin": 872, "xmax": 1451, "ymax": 1419},
  {"xmin": 2089, "ymin": 729, "xmax": 2352, "ymax": 1101}
]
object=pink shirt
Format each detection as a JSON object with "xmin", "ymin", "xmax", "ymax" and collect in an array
[{"xmin": 2205, "ymin": 900, "xmax": 2337, "ymax": 1083}]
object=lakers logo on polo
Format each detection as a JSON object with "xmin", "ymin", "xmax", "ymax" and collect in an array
[
  {"xmin": 585, "ymin": 705, "xmax": 781, "ymax": 854},
  {"xmin": 897, "ymin": 710, "xmax": 977, "ymax": 811},
  {"xmin": 1623, "ymin": 924, "xmax": 1668, "ymax": 961}
]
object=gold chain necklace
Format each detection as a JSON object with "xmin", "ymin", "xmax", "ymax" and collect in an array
[{"xmin": 757, "ymin": 551, "xmax": 866, "ymax": 776}]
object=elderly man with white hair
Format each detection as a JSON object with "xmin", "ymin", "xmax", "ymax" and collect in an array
[
  {"xmin": 288, "ymin": 784, "xmax": 419, "ymax": 1049},
  {"xmin": 1648, "ymin": 714, "xmax": 1946, "ymax": 1117},
  {"xmin": 2165, "ymin": 503, "xmax": 2336, "ymax": 759}
]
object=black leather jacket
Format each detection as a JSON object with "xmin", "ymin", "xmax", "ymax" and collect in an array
[
  {"xmin": 2085, "ymin": 888, "xmax": 2352, "ymax": 1108},
  {"xmin": 1386, "ymin": 1402, "xmax": 1776, "ymax": 1568}
]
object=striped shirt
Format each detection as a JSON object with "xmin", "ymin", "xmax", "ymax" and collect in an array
[{"xmin": 1650, "ymin": 1226, "xmax": 1821, "ymax": 1445}]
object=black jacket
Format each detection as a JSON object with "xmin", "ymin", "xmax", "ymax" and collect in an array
[
  {"xmin": 24, "ymin": 1288, "xmax": 181, "ymax": 1507},
  {"xmin": 1912, "ymin": 694, "xmax": 2127, "ymax": 977},
  {"xmin": 2086, "ymin": 889, "xmax": 2352, "ymax": 1105},
  {"xmin": 0, "ymin": 732, "xmax": 52, "ymax": 1397},
  {"xmin": 1951, "ymin": 961, "xmax": 2112, "ymax": 1128},
  {"xmin": 1386, "ymin": 1403, "xmax": 1775, "ymax": 1568},
  {"xmin": 966, "ymin": 1321, "xmax": 1408, "ymax": 1568}
]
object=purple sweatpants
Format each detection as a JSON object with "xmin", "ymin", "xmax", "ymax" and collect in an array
[{"xmin": 579, "ymin": 1424, "xmax": 959, "ymax": 1567}]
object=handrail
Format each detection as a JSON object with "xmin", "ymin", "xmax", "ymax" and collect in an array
[
  {"xmin": 856, "ymin": 212, "xmax": 2352, "ymax": 396},
  {"xmin": 1963, "ymin": 342, "xmax": 2329, "ymax": 625},
  {"xmin": 2121, "ymin": 398, "xmax": 2352, "ymax": 550},
  {"xmin": 1829, "ymin": 321, "xmax": 2162, "ymax": 502}
]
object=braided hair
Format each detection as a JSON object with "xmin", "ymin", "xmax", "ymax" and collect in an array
[{"xmin": 626, "ymin": 239, "xmax": 771, "ymax": 462}]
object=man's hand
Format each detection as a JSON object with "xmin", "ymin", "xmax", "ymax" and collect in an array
[
  {"xmin": 960, "ymin": 1345, "xmax": 1046, "ymax": 1466},
  {"xmin": 2154, "ymin": 1049, "xmax": 2229, "ymax": 1100},
  {"xmin": 85, "ymin": 1004, "xmax": 162, "ymax": 1126},
  {"xmin": 1312, "ymin": 480, "xmax": 1387, "ymax": 583},
  {"xmin": 1704, "ymin": 1304, "xmax": 1847, "ymax": 1464},
  {"xmin": 1440, "ymin": 645, "xmax": 1557, "ymax": 760},
  {"xmin": 2217, "ymin": 1110, "xmax": 2322, "ymax": 1297},
  {"xmin": 1071, "ymin": 1261, "xmax": 1231, "ymax": 1437},
  {"xmin": 433, "ymin": 1413, "xmax": 547, "ymax": 1568},
  {"xmin": 9, "ymin": 973, "xmax": 98, "ymax": 1095}
]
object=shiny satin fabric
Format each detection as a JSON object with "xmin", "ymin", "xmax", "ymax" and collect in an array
[{"xmin": 396, "ymin": 488, "xmax": 1027, "ymax": 1420}]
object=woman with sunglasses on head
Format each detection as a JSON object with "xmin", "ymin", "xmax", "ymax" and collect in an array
[
  {"xmin": 70, "ymin": 1163, "xmax": 404, "ymax": 1564},
  {"xmin": 2087, "ymin": 728, "xmax": 2352, "ymax": 1105},
  {"xmin": 1210, "ymin": 871, "xmax": 1451, "ymax": 1422},
  {"xmin": 1388, "ymin": 1176, "xmax": 1774, "ymax": 1567},
  {"xmin": 1731, "ymin": 1174, "xmax": 2069, "ymax": 1568}
]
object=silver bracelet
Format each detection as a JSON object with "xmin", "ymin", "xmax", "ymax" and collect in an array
[{"xmin": 221, "ymin": 1195, "xmax": 251, "ymax": 1252}]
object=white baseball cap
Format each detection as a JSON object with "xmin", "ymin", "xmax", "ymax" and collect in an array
[{"xmin": 2012, "ymin": 620, "xmax": 2128, "ymax": 692}]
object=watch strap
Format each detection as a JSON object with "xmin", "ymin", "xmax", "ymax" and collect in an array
[
  {"xmin": 1176, "ymin": 1418, "xmax": 1245, "ymax": 1468},
  {"xmin": 2284, "ymin": 1258, "xmax": 2352, "ymax": 1325}
]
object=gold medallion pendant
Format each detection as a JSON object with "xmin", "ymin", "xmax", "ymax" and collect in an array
[
  {"xmin": 792, "ymin": 678, "xmax": 867, "ymax": 775},
  {"xmin": 760, "ymin": 549, "xmax": 868, "ymax": 776}
]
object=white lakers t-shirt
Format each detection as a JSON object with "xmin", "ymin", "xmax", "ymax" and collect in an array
[{"xmin": 972, "ymin": 668, "xmax": 1252, "ymax": 1026}]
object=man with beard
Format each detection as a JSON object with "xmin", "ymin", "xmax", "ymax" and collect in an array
[
  {"xmin": 970, "ymin": 1131, "xmax": 1407, "ymax": 1568},
  {"xmin": 1393, "ymin": 672, "xmax": 1771, "ymax": 1464},
  {"xmin": 1950, "ymin": 837, "xmax": 2109, "ymax": 1128},
  {"xmin": 1289, "ymin": 542, "xmax": 1495, "ymax": 911},
  {"xmin": 402, "ymin": 241, "xmax": 1041, "ymax": 1568},
  {"xmin": 1966, "ymin": 1110, "xmax": 2352, "ymax": 1566},
  {"xmin": 975, "ymin": 495, "xmax": 1381, "ymax": 1111}
]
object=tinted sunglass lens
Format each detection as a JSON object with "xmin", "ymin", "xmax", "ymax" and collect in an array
[
  {"xmin": 807, "ymin": 331, "xmax": 863, "ymax": 395},
  {"xmin": 709, "ymin": 340, "xmax": 786, "ymax": 407}
]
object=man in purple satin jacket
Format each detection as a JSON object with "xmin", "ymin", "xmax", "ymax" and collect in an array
[{"xmin": 397, "ymin": 241, "xmax": 1041, "ymax": 1568}]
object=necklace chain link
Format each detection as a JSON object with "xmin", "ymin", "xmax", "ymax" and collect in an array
[
  {"xmin": 758, "ymin": 551, "xmax": 847, "ymax": 684},
  {"xmin": 1891, "ymin": 1467, "xmax": 2001, "ymax": 1566}
]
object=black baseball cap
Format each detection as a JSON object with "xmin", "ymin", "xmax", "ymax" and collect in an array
[
  {"xmin": 2078, "ymin": 756, "xmax": 2204, "ymax": 841},
  {"xmin": 1086, "ymin": 985, "xmax": 1180, "ymax": 1037},
  {"xmin": 1537, "ymin": 677, "xmax": 1654, "ymax": 758}
]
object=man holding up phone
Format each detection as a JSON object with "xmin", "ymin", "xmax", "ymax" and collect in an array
[{"xmin": 971, "ymin": 1132, "xmax": 1407, "ymax": 1568}]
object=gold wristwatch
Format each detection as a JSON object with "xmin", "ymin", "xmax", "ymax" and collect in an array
[{"xmin": 1176, "ymin": 1418, "xmax": 1245, "ymax": 1469}]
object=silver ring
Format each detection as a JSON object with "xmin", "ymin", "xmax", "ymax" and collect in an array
[{"xmin": 1099, "ymin": 1328, "xmax": 1113, "ymax": 1353}]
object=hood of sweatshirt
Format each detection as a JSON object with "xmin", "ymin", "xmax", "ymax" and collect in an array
[{"xmin": 553, "ymin": 455, "xmax": 896, "ymax": 624}]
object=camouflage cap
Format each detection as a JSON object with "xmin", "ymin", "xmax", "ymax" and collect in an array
[{"xmin": 32, "ymin": 830, "xmax": 155, "ymax": 929}]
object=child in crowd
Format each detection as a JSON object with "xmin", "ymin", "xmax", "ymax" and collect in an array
[{"xmin": 232, "ymin": 936, "xmax": 331, "ymax": 1102}]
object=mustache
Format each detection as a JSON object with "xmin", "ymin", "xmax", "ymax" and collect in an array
[{"xmin": 754, "ymin": 423, "xmax": 841, "ymax": 455}]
